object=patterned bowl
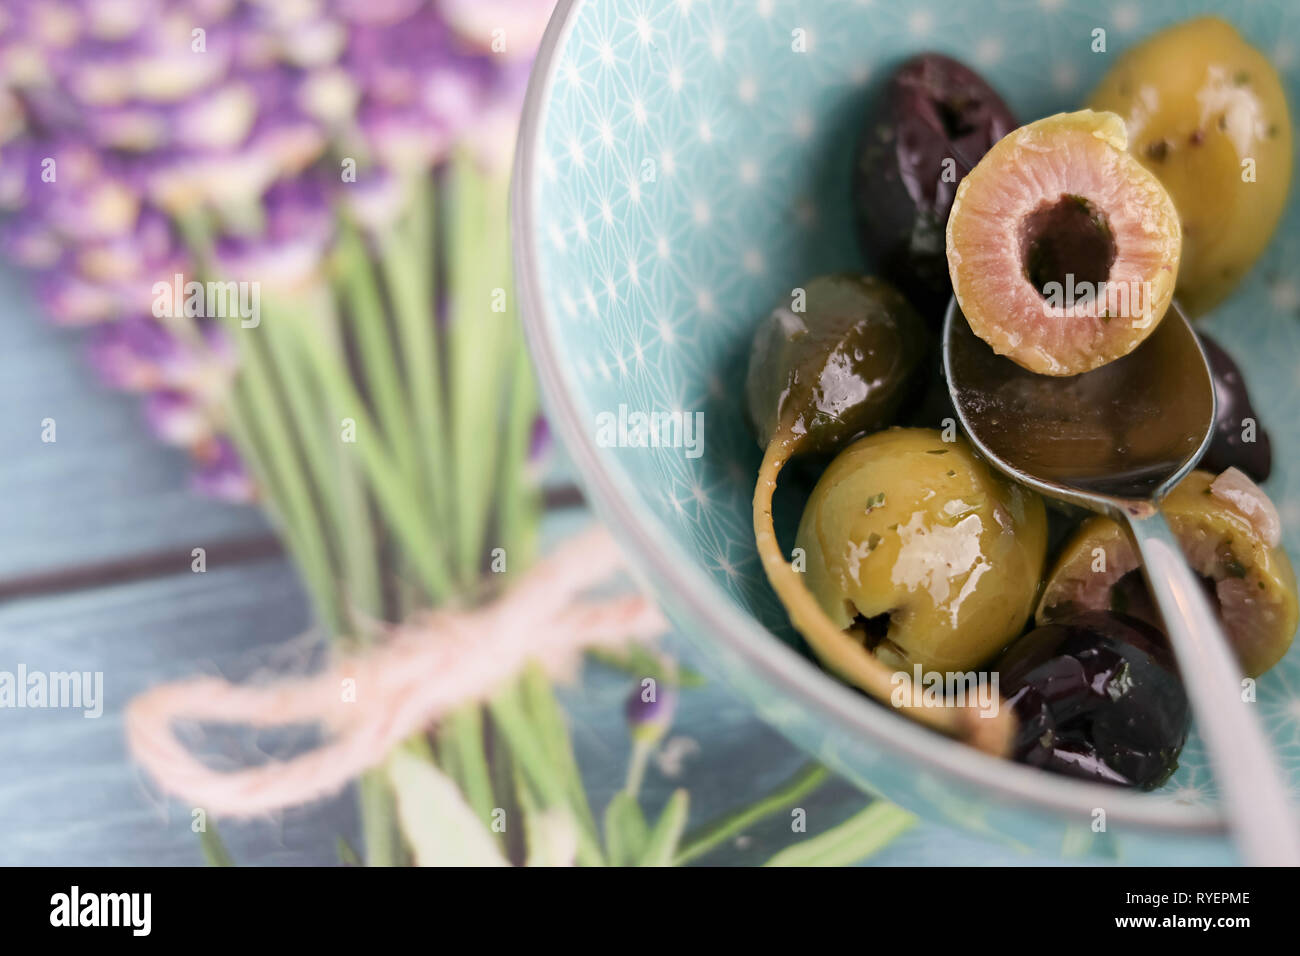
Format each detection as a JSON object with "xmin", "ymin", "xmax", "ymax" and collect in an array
[{"xmin": 513, "ymin": 0, "xmax": 1300, "ymax": 861}]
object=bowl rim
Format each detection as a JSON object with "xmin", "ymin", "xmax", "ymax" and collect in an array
[{"xmin": 511, "ymin": 0, "xmax": 1225, "ymax": 838}]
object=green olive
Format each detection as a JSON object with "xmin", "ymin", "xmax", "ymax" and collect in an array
[
  {"xmin": 1039, "ymin": 468, "xmax": 1297, "ymax": 677},
  {"xmin": 748, "ymin": 282, "xmax": 1018, "ymax": 751},
  {"xmin": 1088, "ymin": 17, "xmax": 1292, "ymax": 316},
  {"xmin": 745, "ymin": 273, "xmax": 928, "ymax": 455},
  {"xmin": 796, "ymin": 428, "xmax": 1048, "ymax": 673}
]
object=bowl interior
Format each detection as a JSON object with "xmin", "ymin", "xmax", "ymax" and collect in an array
[{"xmin": 522, "ymin": 0, "xmax": 1300, "ymax": 813}]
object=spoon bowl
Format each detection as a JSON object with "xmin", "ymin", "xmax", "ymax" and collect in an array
[
  {"xmin": 943, "ymin": 299, "xmax": 1214, "ymax": 507},
  {"xmin": 944, "ymin": 298, "xmax": 1300, "ymax": 866}
]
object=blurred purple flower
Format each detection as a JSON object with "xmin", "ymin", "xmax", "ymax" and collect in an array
[
  {"xmin": 438, "ymin": 0, "xmax": 553, "ymax": 62},
  {"xmin": 36, "ymin": 268, "xmax": 119, "ymax": 325},
  {"xmin": 334, "ymin": 0, "xmax": 426, "ymax": 27},
  {"xmin": 214, "ymin": 176, "xmax": 334, "ymax": 286},
  {"xmin": 191, "ymin": 435, "xmax": 257, "ymax": 503},
  {"xmin": 1, "ymin": 0, "xmax": 556, "ymax": 499},
  {"xmin": 625, "ymin": 682, "xmax": 677, "ymax": 745},
  {"xmin": 0, "ymin": 216, "xmax": 61, "ymax": 268},
  {"xmin": 86, "ymin": 316, "xmax": 180, "ymax": 390},
  {"xmin": 342, "ymin": 164, "xmax": 409, "ymax": 234},
  {"xmin": 144, "ymin": 388, "xmax": 213, "ymax": 446},
  {"xmin": 526, "ymin": 415, "xmax": 552, "ymax": 483},
  {"xmin": 86, "ymin": 314, "xmax": 235, "ymax": 395}
]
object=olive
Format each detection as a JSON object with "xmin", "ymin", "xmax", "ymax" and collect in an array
[
  {"xmin": 744, "ymin": 273, "xmax": 928, "ymax": 455},
  {"xmin": 946, "ymin": 110, "xmax": 1182, "ymax": 376},
  {"xmin": 1199, "ymin": 332, "xmax": 1272, "ymax": 482},
  {"xmin": 997, "ymin": 611, "xmax": 1190, "ymax": 790},
  {"xmin": 853, "ymin": 53, "xmax": 1017, "ymax": 322},
  {"xmin": 1039, "ymin": 469, "xmax": 1297, "ymax": 677},
  {"xmin": 797, "ymin": 428, "xmax": 1048, "ymax": 675},
  {"xmin": 1089, "ymin": 17, "xmax": 1292, "ymax": 316},
  {"xmin": 748, "ymin": 283, "xmax": 1016, "ymax": 751}
]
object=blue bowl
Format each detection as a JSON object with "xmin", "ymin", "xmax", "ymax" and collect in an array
[{"xmin": 513, "ymin": 0, "xmax": 1300, "ymax": 861}]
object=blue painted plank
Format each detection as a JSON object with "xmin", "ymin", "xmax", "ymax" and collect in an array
[
  {"xmin": 0, "ymin": 264, "xmax": 272, "ymax": 579},
  {"xmin": 0, "ymin": 557, "xmax": 358, "ymax": 866}
]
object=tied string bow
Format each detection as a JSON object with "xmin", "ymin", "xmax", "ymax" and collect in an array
[{"xmin": 125, "ymin": 526, "xmax": 668, "ymax": 818}]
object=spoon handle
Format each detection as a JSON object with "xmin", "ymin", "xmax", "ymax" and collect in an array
[{"xmin": 1125, "ymin": 508, "xmax": 1300, "ymax": 866}]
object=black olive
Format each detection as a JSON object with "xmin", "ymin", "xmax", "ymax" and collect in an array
[
  {"xmin": 1197, "ymin": 332, "xmax": 1273, "ymax": 482},
  {"xmin": 997, "ymin": 611, "xmax": 1190, "ymax": 790},
  {"xmin": 852, "ymin": 53, "xmax": 1017, "ymax": 323}
]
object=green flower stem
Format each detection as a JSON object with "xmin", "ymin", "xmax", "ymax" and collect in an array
[
  {"xmin": 639, "ymin": 790, "xmax": 689, "ymax": 866},
  {"xmin": 359, "ymin": 769, "xmax": 401, "ymax": 867},
  {"xmin": 497, "ymin": 341, "xmax": 541, "ymax": 571},
  {"xmin": 674, "ymin": 762, "xmax": 831, "ymax": 866},
  {"xmin": 762, "ymin": 800, "xmax": 916, "ymax": 867},
  {"xmin": 483, "ymin": 711, "xmax": 520, "ymax": 859},
  {"xmin": 520, "ymin": 665, "xmax": 599, "ymax": 841},
  {"xmin": 317, "ymin": 301, "xmax": 385, "ymax": 625},
  {"xmin": 602, "ymin": 791, "xmax": 648, "ymax": 866},
  {"xmin": 229, "ymin": 315, "xmax": 408, "ymax": 868},
  {"xmin": 170, "ymin": 207, "xmax": 355, "ymax": 632},
  {"xmin": 446, "ymin": 155, "xmax": 514, "ymax": 584},
  {"xmin": 334, "ymin": 222, "xmax": 450, "ymax": 612},
  {"xmin": 432, "ymin": 719, "xmax": 470, "ymax": 811},
  {"xmin": 171, "ymin": 206, "xmax": 216, "ymax": 273},
  {"xmin": 380, "ymin": 176, "xmax": 453, "ymax": 540},
  {"xmin": 489, "ymin": 685, "xmax": 604, "ymax": 866},
  {"xmin": 334, "ymin": 222, "xmax": 422, "ymax": 493},
  {"xmin": 259, "ymin": 292, "xmax": 383, "ymax": 630},
  {"xmin": 198, "ymin": 823, "xmax": 235, "ymax": 867},
  {"xmin": 215, "ymin": 382, "xmax": 321, "ymax": 615},
  {"xmin": 286, "ymin": 306, "xmax": 453, "ymax": 603},
  {"xmin": 174, "ymin": 198, "xmax": 412, "ymax": 865},
  {"xmin": 508, "ymin": 748, "xmax": 558, "ymax": 866},
  {"xmin": 336, "ymin": 837, "xmax": 362, "ymax": 866},
  {"xmin": 231, "ymin": 322, "xmax": 347, "ymax": 635},
  {"xmin": 444, "ymin": 707, "xmax": 495, "ymax": 829},
  {"xmin": 624, "ymin": 738, "xmax": 653, "ymax": 798}
]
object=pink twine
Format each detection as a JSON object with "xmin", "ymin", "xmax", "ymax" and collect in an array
[{"xmin": 125, "ymin": 526, "xmax": 669, "ymax": 818}]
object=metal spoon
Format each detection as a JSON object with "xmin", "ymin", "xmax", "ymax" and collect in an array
[{"xmin": 943, "ymin": 297, "xmax": 1300, "ymax": 866}]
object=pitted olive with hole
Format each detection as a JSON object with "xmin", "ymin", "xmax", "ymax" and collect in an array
[
  {"xmin": 796, "ymin": 428, "xmax": 1048, "ymax": 675},
  {"xmin": 946, "ymin": 110, "xmax": 1182, "ymax": 376},
  {"xmin": 1088, "ymin": 17, "xmax": 1293, "ymax": 316},
  {"xmin": 1038, "ymin": 468, "xmax": 1298, "ymax": 677}
]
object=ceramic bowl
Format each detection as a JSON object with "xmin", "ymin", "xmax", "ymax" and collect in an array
[{"xmin": 513, "ymin": 0, "xmax": 1300, "ymax": 861}]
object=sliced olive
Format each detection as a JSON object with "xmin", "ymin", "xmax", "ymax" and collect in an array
[{"xmin": 1038, "ymin": 469, "xmax": 1297, "ymax": 677}]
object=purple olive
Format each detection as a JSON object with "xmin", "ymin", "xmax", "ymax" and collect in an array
[
  {"xmin": 1198, "ymin": 332, "xmax": 1273, "ymax": 482},
  {"xmin": 997, "ymin": 611, "xmax": 1189, "ymax": 790},
  {"xmin": 853, "ymin": 54, "xmax": 1017, "ymax": 323}
]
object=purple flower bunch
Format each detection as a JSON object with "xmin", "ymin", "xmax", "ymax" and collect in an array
[{"xmin": 0, "ymin": 0, "xmax": 549, "ymax": 500}]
